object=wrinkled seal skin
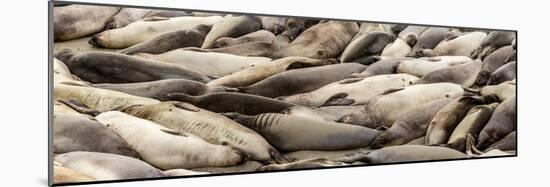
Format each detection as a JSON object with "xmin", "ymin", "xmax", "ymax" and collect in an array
[
  {"xmin": 370, "ymin": 98, "xmax": 453, "ymax": 149},
  {"xmin": 54, "ymin": 152, "xmax": 165, "ymax": 181},
  {"xmin": 224, "ymin": 113, "xmax": 379, "ymax": 152},
  {"xmin": 156, "ymin": 92, "xmax": 295, "ymax": 115},
  {"xmin": 118, "ymin": 24, "xmax": 211, "ymax": 55},
  {"xmin": 414, "ymin": 60, "xmax": 482, "ymax": 87},
  {"xmin": 201, "ymin": 15, "xmax": 262, "ymax": 49},
  {"xmin": 96, "ymin": 111, "xmax": 245, "ymax": 169},
  {"xmin": 398, "ymin": 26, "xmax": 428, "ymax": 46},
  {"xmin": 340, "ymin": 31, "xmax": 396, "ymax": 63},
  {"xmin": 409, "ymin": 27, "xmax": 451, "ymax": 56},
  {"xmin": 105, "ymin": 8, "xmax": 152, "ymax": 29},
  {"xmin": 272, "ymin": 21, "xmax": 359, "ymax": 59},
  {"xmin": 446, "ymin": 103, "xmax": 498, "ymax": 151},
  {"xmin": 257, "ymin": 158, "xmax": 346, "ymax": 171},
  {"xmin": 280, "ymin": 74, "xmax": 418, "ymax": 107},
  {"xmin": 338, "ymin": 145, "xmax": 467, "ymax": 164},
  {"xmin": 240, "ymin": 63, "xmax": 367, "ymax": 98},
  {"xmin": 212, "ymin": 30, "xmax": 275, "ymax": 48},
  {"xmin": 54, "ymin": 5, "xmax": 121, "ymax": 41},
  {"xmin": 89, "ymin": 16, "xmax": 223, "ymax": 49},
  {"xmin": 259, "ymin": 16, "xmax": 287, "ymax": 35},
  {"xmin": 338, "ymin": 83, "xmax": 465, "ymax": 128},
  {"xmin": 476, "ymin": 96, "xmax": 516, "ymax": 150},
  {"xmin": 475, "ymin": 46, "xmax": 515, "ymax": 86},
  {"xmin": 54, "ymin": 113, "xmax": 139, "ymax": 158},
  {"xmin": 122, "ymin": 102, "xmax": 290, "ymax": 164},
  {"xmin": 470, "ymin": 31, "xmax": 515, "ymax": 60},
  {"xmin": 206, "ymin": 57, "xmax": 338, "ymax": 87},
  {"xmin": 54, "ymin": 83, "xmax": 159, "ymax": 112},
  {"xmin": 415, "ymin": 32, "xmax": 487, "ymax": 57},
  {"xmin": 93, "ymin": 79, "xmax": 233, "ymax": 98},
  {"xmin": 425, "ymin": 95, "xmax": 498, "ymax": 145},
  {"xmin": 488, "ymin": 61, "xmax": 516, "ymax": 85},
  {"xmin": 348, "ymin": 57, "xmax": 412, "ymax": 78},
  {"xmin": 484, "ymin": 131, "xmax": 516, "ymax": 152},
  {"xmin": 57, "ymin": 51, "xmax": 211, "ymax": 84}
]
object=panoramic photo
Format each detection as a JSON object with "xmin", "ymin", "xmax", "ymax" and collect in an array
[{"xmin": 51, "ymin": 3, "xmax": 517, "ymax": 185}]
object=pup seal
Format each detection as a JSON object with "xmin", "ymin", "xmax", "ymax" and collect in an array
[
  {"xmin": 408, "ymin": 27, "xmax": 451, "ymax": 56},
  {"xmin": 414, "ymin": 59, "xmax": 482, "ymax": 87},
  {"xmin": 212, "ymin": 30, "xmax": 275, "ymax": 48},
  {"xmin": 93, "ymin": 79, "xmax": 234, "ymax": 98},
  {"xmin": 398, "ymin": 26, "xmax": 428, "ymax": 46},
  {"xmin": 339, "ymin": 31, "xmax": 396, "ymax": 63},
  {"xmin": 224, "ymin": 113, "xmax": 379, "ymax": 152},
  {"xmin": 201, "ymin": 15, "xmax": 262, "ymax": 48},
  {"xmin": 446, "ymin": 103, "xmax": 499, "ymax": 151},
  {"xmin": 415, "ymin": 32, "xmax": 487, "ymax": 57}
]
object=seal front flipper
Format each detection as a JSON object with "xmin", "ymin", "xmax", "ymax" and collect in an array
[
  {"xmin": 173, "ymin": 102, "xmax": 200, "ymax": 112},
  {"xmin": 465, "ymin": 133, "xmax": 485, "ymax": 156},
  {"xmin": 58, "ymin": 99, "xmax": 101, "ymax": 116},
  {"xmin": 142, "ymin": 16, "xmax": 170, "ymax": 22},
  {"xmin": 321, "ymin": 93, "xmax": 355, "ymax": 106},
  {"xmin": 160, "ymin": 128, "xmax": 189, "ymax": 137},
  {"xmin": 381, "ymin": 87, "xmax": 405, "ymax": 95},
  {"xmin": 338, "ymin": 78, "xmax": 364, "ymax": 84},
  {"xmin": 267, "ymin": 147, "xmax": 295, "ymax": 164}
]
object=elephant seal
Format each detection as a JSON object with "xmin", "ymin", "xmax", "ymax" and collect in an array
[
  {"xmin": 223, "ymin": 113, "xmax": 379, "ymax": 151},
  {"xmin": 239, "ymin": 63, "xmax": 367, "ymax": 98},
  {"xmin": 54, "ymin": 5, "xmax": 120, "ymax": 41},
  {"xmin": 281, "ymin": 74, "xmax": 418, "ymax": 107},
  {"xmin": 93, "ymin": 79, "xmax": 233, "ymax": 98},
  {"xmin": 53, "ymin": 100, "xmax": 89, "ymax": 117},
  {"xmin": 348, "ymin": 57, "xmax": 412, "ymax": 78},
  {"xmin": 415, "ymin": 32, "xmax": 487, "ymax": 57},
  {"xmin": 425, "ymin": 95, "xmax": 497, "ymax": 145},
  {"xmin": 134, "ymin": 49, "xmax": 271, "ymax": 77},
  {"xmin": 122, "ymin": 102, "xmax": 291, "ymax": 164},
  {"xmin": 201, "ymin": 15, "xmax": 262, "ymax": 49},
  {"xmin": 259, "ymin": 16, "xmax": 287, "ymax": 35},
  {"xmin": 54, "ymin": 165, "xmax": 95, "ymax": 184},
  {"xmin": 353, "ymin": 23, "xmax": 392, "ymax": 40},
  {"xmin": 484, "ymin": 131, "xmax": 516, "ymax": 152},
  {"xmin": 414, "ymin": 59, "xmax": 482, "ymax": 87},
  {"xmin": 272, "ymin": 18, "xmax": 319, "ymax": 48},
  {"xmin": 272, "ymin": 21, "xmax": 359, "ymax": 59},
  {"xmin": 476, "ymin": 96, "xmax": 516, "ymax": 150},
  {"xmin": 53, "ymin": 58, "xmax": 83, "ymax": 85},
  {"xmin": 54, "ymin": 83, "xmax": 159, "ymax": 112},
  {"xmin": 338, "ymin": 145, "xmax": 467, "ymax": 164},
  {"xmin": 96, "ymin": 111, "xmax": 245, "ymax": 169},
  {"xmin": 257, "ymin": 158, "xmax": 346, "ymax": 171},
  {"xmin": 212, "ymin": 30, "xmax": 275, "ymax": 48},
  {"xmin": 396, "ymin": 56, "xmax": 472, "ymax": 77},
  {"xmin": 285, "ymin": 148, "xmax": 368, "ymax": 161},
  {"xmin": 390, "ymin": 24, "xmax": 408, "ymax": 35},
  {"xmin": 369, "ymin": 98, "xmax": 453, "ymax": 149},
  {"xmin": 57, "ymin": 51, "xmax": 211, "ymax": 83},
  {"xmin": 105, "ymin": 8, "xmax": 152, "ymax": 29},
  {"xmin": 55, "ymin": 151, "xmax": 165, "ymax": 180},
  {"xmin": 282, "ymin": 105, "xmax": 364, "ymax": 122},
  {"xmin": 145, "ymin": 10, "xmax": 188, "ymax": 18},
  {"xmin": 398, "ymin": 26, "xmax": 428, "ymax": 46},
  {"xmin": 118, "ymin": 24, "xmax": 211, "ymax": 55},
  {"xmin": 193, "ymin": 161, "xmax": 264, "ymax": 174},
  {"xmin": 340, "ymin": 31, "xmax": 396, "ymax": 63},
  {"xmin": 470, "ymin": 31, "xmax": 516, "ymax": 60},
  {"xmin": 446, "ymin": 103, "xmax": 499, "ymax": 151},
  {"xmin": 408, "ymin": 27, "xmax": 451, "ymax": 56},
  {"xmin": 207, "ymin": 57, "xmax": 337, "ymax": 87},
  {"xmin": 53, "ymin": 113, "xmax": 139, "ymax": 158},
  {"xmin": 481, "ymin": 80, "xmax": 516, "ymax": 102},
  {"xmin": 195, "ymin": 41, "xmax": 275, "ymax": 57},
  {"xmin": 475, "ymin": 46, "xmax": 515, "ymax": 85},
  {"xmin": 381, "ymin": 38, "xmax": 411, "ymax": 57},
  {"xmin": 338, "ymin": 83, "xmax": 467, "ymax": 128},
  {"xmin": 189, "ymin": 12, "xmax": 226, "ymax": 17},
  {"xmin": 156, "ymin": 92, "xmax": 295, "ymax": 115},
  {"xmin": 89, "ymin": 16, "xmax": 223, "ymax": 48},
  {"xmin": 488, "ymin": 61, "xmax": 516, "ymax": 85}
]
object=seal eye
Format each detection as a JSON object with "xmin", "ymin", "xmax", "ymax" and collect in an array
[
  {"xmin": 221, "ymin": 141, "xmax": 229, "ymax": 146},
  {"xmin": 445, "ymin": 94, "xmax": 450, "ymax": 98},
  {"xmin": 106, "ymin": 124, "xmax": 111, "ymax": 127}
]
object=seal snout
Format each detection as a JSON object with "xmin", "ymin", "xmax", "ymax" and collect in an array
[{"xmin": 88, "ymin": 34, "xmax": 104, "ymax": 48}]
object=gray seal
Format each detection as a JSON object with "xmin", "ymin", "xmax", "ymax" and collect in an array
[
  {"xmin": 470, "ymin": 31, "xmax": 516, "ymax": 60},
  {"xmin": 409, "ymin": 27, "xmax": 451, "ymax": 56},
  {"xmin": 476, "ymin": 96, "xmax": 516, "ymax": 150},
  {"xmin": 338, "ymin": 145, "xmax": 467, "ymax": 164},
  {"xmin": 414, "ymin": 59, "xmax": 482, "ymax": 87},
  {"xmin": 488, "ymin": 61, "xmax": 516, "ymax": 85},
  {"xmin": 475, "ymin": 46, "xmax": 515, "ymax": 85}
]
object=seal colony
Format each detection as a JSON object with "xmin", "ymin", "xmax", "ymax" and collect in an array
[{"xmin": 52, "ymin": 4, "xmax": 517, "ymax": 185}]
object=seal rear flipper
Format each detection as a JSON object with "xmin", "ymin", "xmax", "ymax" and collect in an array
[
  {"xmin": 268, "ymin": 147, "xmax": 295, "ymax": 164},
  {"xmin": 321, "ymin": 93, "xmax": 355, "ymax": 106},
  {"xmin": 465, "ymin": 133, "xmax": 485, "ymax": 156},
  {"xmin": 58, "ymin": 99, "xmax": 100, "ymax": 116},
  {"xmin": 336, "ymin": 151, "xmax": 371, "ymax": 163}
]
